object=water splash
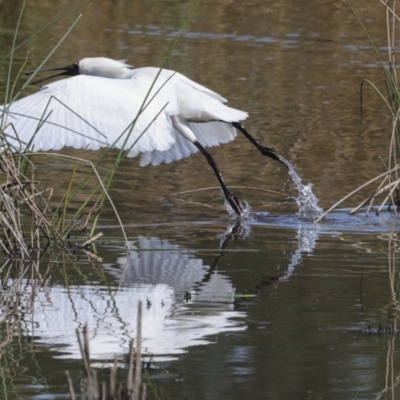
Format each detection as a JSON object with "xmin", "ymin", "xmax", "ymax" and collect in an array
[
  {"xmin": 221, "ymin": 189, "xmax": 252, "ymax": 220},
  {"xmin": 218, "ymin": 220, "xmax": 252, "ymax": 249},
  {"xmin": 286, "ymin": 160, "xmax": 324, "ymax": 221},
  {"xmin": 221, "ymin": 157, "xmax": 322, "ymax": 221}
]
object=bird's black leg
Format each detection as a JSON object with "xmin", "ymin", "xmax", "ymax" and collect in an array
[
  {"xmin": 193, "ymin": 140, "xmax": 243, "ymax": 215},
  {"xmin": 231, "ymin": 122, "xmax": 289, "ymax": 169}
]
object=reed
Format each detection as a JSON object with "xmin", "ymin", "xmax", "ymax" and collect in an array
[
  {"xmin": 66, "ymin": 302, "xmax": 147, "ymax": 400},
  {"xmin": 0, "ymin": 0, "xmax": 201, "ymax": 255},
  {"xmin": 316, "ymin": 1, "xmax": 400, "ymax": 221},
  {"xmin": 0, "ymin": 2, "xmax": 97, "ymax": 257}
]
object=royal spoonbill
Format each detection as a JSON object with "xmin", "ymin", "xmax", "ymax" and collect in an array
[{"xmin": 1, "ymin": 57, "xmax": 288, "ymax": 216}]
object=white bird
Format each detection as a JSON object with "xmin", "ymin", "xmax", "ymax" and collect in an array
[{"xmin": 0, "ymin": 57, "xmax": 288, "ymax": 215}]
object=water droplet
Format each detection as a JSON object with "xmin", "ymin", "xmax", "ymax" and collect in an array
[{"xmin": 287, "ymin": 163, "xmax": 324, "ymax": 220}]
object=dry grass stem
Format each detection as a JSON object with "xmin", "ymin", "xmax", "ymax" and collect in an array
[
  {"xmin": 65, "ymin": 370, "xmax": 76, "ymax": 400},
  {"xmin": 80, "ymin": 248, "xmax": 104, "ymax": 262},
  {"xmin": 316, "ymin": 165, "xmax": 400, "ymax": 222},
  {"xmin": 170, "ymin": 185, "xmax": 289, "ymax": 198},
  {"xmin": 0, "ymin": 146, "xmax": 128, "ymax": 259},
  {"xmin": 133, "ymin": 301, "xmax": 143, "ymax": 400},
  {"xmin": 25, "ymin": 152, "xmax": 128, "ymax": 247},
  {"xmin": 172, "ymin": 195, "xmax": 217, "ymax": 209},
  {"xmin": 67, "ymin": 302, "xmax": 146, "ymax": 399},
  {"xmin": 77, "ymin": 232, "xmax": 104, "ymax": 248},
  {"xmin": 323, "ymin": 2, "xmax": 400, "ymax": 219}
]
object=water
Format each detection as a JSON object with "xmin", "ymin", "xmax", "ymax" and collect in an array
[
  {"xmin": 1, "ymin": 0, "xmax": 400, "ymax": 399},
  {"xmin": 285, "ymin": 157, "xmax": 324, "ymax": 220},
  {"xmin": 222, "ymin": 188, "xmax": 252, "ymax": 220},
  {"xmin": 222, "ymin": 156, "xmax": 324, "ymax": 221}
]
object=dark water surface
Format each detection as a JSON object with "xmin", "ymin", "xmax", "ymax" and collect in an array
[{"xmin": 1, "ymin": 0, "xmax": 400, "ymax": 399}]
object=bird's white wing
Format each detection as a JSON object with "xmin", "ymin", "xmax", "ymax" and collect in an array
[
  {"xmin": 174, "ymin": 72, "xmax": 228, "ymax": 102},
  {"xmin": 139, "ymin": 132, "xmax": 197, "ymax": 166},
  {"xmin": 136, "ymin": 69, "xmax": 250, "ymax": 166},
  {"xmin": 139, "ymin": 121, "xmax": 240, "ymax": 166},
  {"xmin": 1, "ymin": 74, "xmax": 179, "ymax": 155},
  {"xmin": 172, "ymin": 72, "xmax": 249, "ymax": 123}
]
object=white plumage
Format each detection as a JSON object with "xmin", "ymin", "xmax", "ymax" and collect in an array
[
  {"xmin": 0, "ymin": 57, "xmax": 286, "ymax": 216},
  {"xmin": 1, "ymin": 60, "xmax": 247, "ymax": 167}
]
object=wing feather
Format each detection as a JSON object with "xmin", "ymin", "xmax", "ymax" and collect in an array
[
  {"xmin": 1, "ymin": 74, "xmax": 179, "ymax": 154},
  {"xmin": 1, "ymin": 67, "xmax": 249, "ymax": 168},
  {"xmin": 138, "ymin": 121, "xmax": 238, "ymax": 166}
]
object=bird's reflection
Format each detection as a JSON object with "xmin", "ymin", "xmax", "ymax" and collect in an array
[
  {"xmin": 17, "ymin": 235, "xmax": 246, "ymax": 362},
  {"xmin": 222, "ymin": 215, "xmax": 320, "ymax": 281},
  {"xmin": 3, "ymin": 218, "xmax": 321, "ymax": 363},
  {"xmin": 113, "ymin": 236, "xmax": 242, "ymax": 310}
]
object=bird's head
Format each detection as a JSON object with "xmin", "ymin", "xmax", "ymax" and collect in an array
[{"xmin": 27, "ymin": 57, "xmax": 133, "ymax": 84}]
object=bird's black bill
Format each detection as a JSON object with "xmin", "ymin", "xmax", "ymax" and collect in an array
[{"xmin": 26, "ymin": 62, "xmax": 79, "ymax": 85}]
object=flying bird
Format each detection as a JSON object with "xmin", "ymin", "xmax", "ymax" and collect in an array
[{"xmin": 0, "ymin": 57, "xmax": 288, "ymax": 216}]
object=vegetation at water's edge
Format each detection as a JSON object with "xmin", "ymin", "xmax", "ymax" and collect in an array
[{"xmin": 316, "ymin": 1, "xmax": 400, "ymax": 221}]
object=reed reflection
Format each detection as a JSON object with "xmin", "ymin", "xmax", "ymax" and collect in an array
[{"xmin": 3, "ymin": 236, "xmax": 246, "ymax": 362}]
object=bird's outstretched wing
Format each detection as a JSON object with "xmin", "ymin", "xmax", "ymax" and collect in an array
[
  {"xmin": 0, "ymin": 74, "xmax": 179, "ymax": 156},
  {"xmin": 134, "ymin": 68, "xmax": 249, "ymax": 166},
  {"xmin": 139, "ymin": 121, "xmax": 240, "ymax": 166},
  {"xmin": 1, "ymin": 69, "xmax": 250, "ymax": 167}
]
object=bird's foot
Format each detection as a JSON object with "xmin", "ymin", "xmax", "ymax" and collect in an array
[
  {"xmin": 260, "ymin": 146, "xmax": 290, "ymax": 169},
  {"xmin": 226, "ymin": 190, "xmax": 245, "ymax": 217}
]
